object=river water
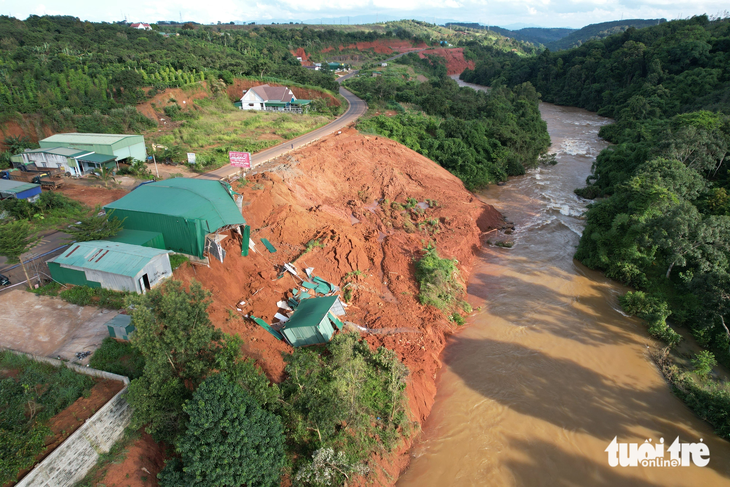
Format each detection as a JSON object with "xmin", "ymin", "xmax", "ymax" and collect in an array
[{"xmin": 397, "ymin": 78, "xmax": 730, "ymax": 486}]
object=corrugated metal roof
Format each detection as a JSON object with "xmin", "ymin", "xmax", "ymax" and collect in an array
[
  {"xmin": 50, "ymin": 240, "xmax": 170, "ymax": 277},
  {"xmin": 77, "ymin": 153, "xmax": 117, "ymax": 163},
  {"xmin": 105, "ymin": 178, "xmax": 245, "ymax": 229},
  {"xmin": 0, "ymin": 179, "xmax": 40, "ymax": 193},
  {"xmin": 41, "ymin": 133, "xmax": 142, "ymax": 146},
  {"xmin": 108, "ymin": 229, "xmax": 165, "ymax": 248},
  {"xmin": 24, "ymin": 147, "xmax": 90, "ymax": 157},
  {"xmin": 105, "ymin": 314, "xmax": 132, "ymax": 328},
  {"xmin": 285, "ymin": 296, "xmax": 338, "ymax": 329}
]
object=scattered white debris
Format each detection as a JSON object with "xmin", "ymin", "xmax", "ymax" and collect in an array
[{"xmin": 274, "ymin": 312, "xmax": 290, "ymax": 323}]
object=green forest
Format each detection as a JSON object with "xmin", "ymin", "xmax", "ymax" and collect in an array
[
  {"xmin": 463, "ymin": 15, "xmax": 730, "ymax": 436},
  {"xmin": 345, "ymin": 54, "xmax": 551, "ymax": 190},
  {"xmin": 0, "ymin": 15, "xmax": 438, "ymax": 135}
]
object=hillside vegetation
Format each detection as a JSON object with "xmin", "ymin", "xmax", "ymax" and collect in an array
[
  {"xmin": 345, "ymin": 54, "xmax": 550, "ymax": 190},
  {"xmin": 545, "ymin": 18, "xmax": 666, "ymax": 50}
]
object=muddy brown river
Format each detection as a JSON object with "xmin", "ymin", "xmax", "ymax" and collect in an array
[{"xmin": 397, "ymin": 78, "xmax": 730, "ymax": 486}]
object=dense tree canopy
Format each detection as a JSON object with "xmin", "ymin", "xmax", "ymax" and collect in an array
[
  {"xmin": 347, "ymin": 59, "xmax": 550, "ymax": 190},
  {"xmin": 158, "ymin": 373, "xmax": 285, "ymax": 487}
]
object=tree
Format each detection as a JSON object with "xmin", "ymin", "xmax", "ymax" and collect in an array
[
  {"xmin": 691, "ymin": 350, "xmax": 717, "ymax": 380},
  {"xmin": 65, "ymin": 207, "xmax": 124, "ymax": 242},
  {"xmin": 91, "ymin": 166, "xmax": 116, "ymax": 188},
  {"xmin": 126, "ymin": 280, "xmax": 234, "ymax": 444},
  {"xmin": 0, "ymin": 220, "xmax": 39, "ymax": 288},
  {"xmin": 158, "ymin": 373, "xmax": 285, "ymax": 487}
]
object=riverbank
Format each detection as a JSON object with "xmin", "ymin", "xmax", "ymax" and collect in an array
[
  {"xmin": 171, "ymin": 126, "xmax": 504, "ymax": 482},
  {"xmin": 397, "ymin": 96, "xmax": 730, "ymax": 485}
]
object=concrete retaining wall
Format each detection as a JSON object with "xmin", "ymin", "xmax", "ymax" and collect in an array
[{"xmin": 3, "ymin": 349, "xmax": 132, "ymax": 487}]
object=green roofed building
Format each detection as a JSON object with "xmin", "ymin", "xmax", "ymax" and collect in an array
[
  {"xmin": 39, "ymin": 133, "xmax": 146, "ymax": 163},
  {"xmin": 107, "ymin": 229, "xmax": 166, "ymax": 249},
  {"xmin": 282, "ymin": 295, "xmax": 346, "ymax": 347},
  {"xmin": 48, "ymin": 240, "xmax": 172, "ymax": 293},
  {"xmin": 0, "ymin": 179, "xmax": 42, "ymax": 202},
  {"xmin": 104, "ymin": 178, "xmax": 245, "ymax": 258}
]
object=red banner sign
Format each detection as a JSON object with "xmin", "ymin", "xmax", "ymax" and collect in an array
[{"xmin": 229, "ymin": 151, "xmax": 251, "ymax": 168}]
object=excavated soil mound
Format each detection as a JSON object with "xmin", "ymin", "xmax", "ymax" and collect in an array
[
  {"xmin": 290, "ymin": 47, "xmax": 312, "ymax": 65},
  {"xmin": 0, "ymin": 116, "xmax": 54, "ymax": 149},
  {"xmin": 136, "ymin": 84, "xmax": 210, "ymax": 121},
  {"xmin": 226, "ymin": 79, "xmax": 340, "ymax": 107},
  {"xmin": 174, "ymin": 127, "xmax": 503, "ymax": 480},
  {"xmin": 419, "ymin": 48, "xmax": 475, "ymax": 75}
]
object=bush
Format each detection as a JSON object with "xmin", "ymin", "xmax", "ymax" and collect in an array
[
  {"xmin": 620, "ymin": 291, "xmax": 681, "ymax": 346},
  {"xmin": 281, "ymin": 333, "xmax": 409, "ymax": 478},
  {"xmin": 169, "ymin": 254, "xmax": 189, "ymax": 270},
  {"xmin": 158, "ymin": 373, "xmax": 285, "ymax": 487},
  {"xmin": 58, "ymin": 285, "xmax": 131, "ymax": 309},
  {"xmin": 89, "ymin": 337, "xmax": 145, "ymax": 379},
  {"xmin": 415, "ymin": 243, "xmax": 463, "ymax": 310}
]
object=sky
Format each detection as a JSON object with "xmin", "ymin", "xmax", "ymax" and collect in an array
[{"xmin": 5, "ymin": 0, "xmax": 730, "ymax": 29}]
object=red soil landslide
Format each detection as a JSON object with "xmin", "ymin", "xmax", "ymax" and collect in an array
[
  {"xmin": 174, "ymin": 127, "xmax": 503, "ymax": 482},
  {"xmin": 419, "ymin": 48, "xmax": 475, "ymax": 75}
]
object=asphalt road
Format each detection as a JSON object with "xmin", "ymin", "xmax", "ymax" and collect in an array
[{"xmin": 0, "ymin": 230, "xmax": 70, "ymax": 289}]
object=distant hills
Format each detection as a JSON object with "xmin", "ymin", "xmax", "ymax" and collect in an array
[
  {"xmin": 544, "ymin": 18, "xmax": 666, "ymax": 50},
  {"xmin": 446, "ymin": 19, "xmax": 666, "ymax": 51}
]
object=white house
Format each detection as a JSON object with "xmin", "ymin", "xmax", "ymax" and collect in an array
[
  {"xmin": 130, "ymin": 22, "xmax": 151, "ymax": 30},
  {"xmin": 240, "ymin": 84, "xmax": 296, "ymax": 111}
]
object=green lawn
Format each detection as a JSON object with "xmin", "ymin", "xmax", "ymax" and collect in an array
[{"xmin": 148, "ymin": 96, "xmax": 333, "ymax": 171}]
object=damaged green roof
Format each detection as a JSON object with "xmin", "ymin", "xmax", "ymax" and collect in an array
[
  {"xmin": 105, "ymin": 178, "xmax": 245, "ymax": 229},
  {"xmin": 285, "ymin": 295, "xmax": 338, "ymax": 329}
]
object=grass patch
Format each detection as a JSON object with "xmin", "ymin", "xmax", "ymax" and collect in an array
[
  {"xmin": 169, "ymin": 254, "xmax": 189, "ymax": 270},
  {"xmin": 415, "ymin": 243, "xmax": 467, "ymax": 312},
  {"xmin": 32, "ymin": 284, "xmax": 132, "ymax": 310},
  {"xmin": 147, "ymin": 97, "xmax": 333, "ymax": 171},
  {"xmin": 89, "ymin": 338, "xmax": 145, "ymax": 380},
  {"xmin": 0, "ymin": 350, "xmax": 96, "ymax": 485}
]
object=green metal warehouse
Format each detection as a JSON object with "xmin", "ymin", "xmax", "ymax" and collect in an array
[
  {"xmin": 48, "ymin": 240, "xmax": 172, "ymax": 294},
  {"xmin": 39, "ymin": 133, "xmax": 146, "ymax": 162},
  {"xmin": 104, "ymin": 178, "xmax": 245, "ymax": 258}
]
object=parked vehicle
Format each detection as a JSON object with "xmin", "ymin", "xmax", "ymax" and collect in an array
[
  {"xmin": 32, "ymin": 175, "xmax": 64, "ymax": 190},
  {"xmin": 0, "ymin": 274, "xmax": 10, "ymax": 287}
]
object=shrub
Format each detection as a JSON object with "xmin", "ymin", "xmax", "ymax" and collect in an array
[
  {"xmin": 58, "ymin": 285, "xmax": 130, "ymax": 309},
  {"xmin": 0, "ymin": 351, "xmax": 95, "ymax": 484},
  {"xmin": 415, "ymin": 243, "xmax": 463, "ymax": 311},
  {"xmin": 89, "ymin": 337, "xmax": 145, "ymax": 379},
  {"xmin": 169, "ymin": 254, "xmax": 189, "ymax": 270},
  {"xmin": 158, "ymin": 373, "xmax": 285, "ymax": 487},
  {"xmin": 620, "ymin": 291, "xmax": 681, "ymax": 346}
]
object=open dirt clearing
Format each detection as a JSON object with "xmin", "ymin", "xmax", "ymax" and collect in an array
[{"xmin": 0, "ymin": 289, "xmax": 116, "ymax": 362}]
